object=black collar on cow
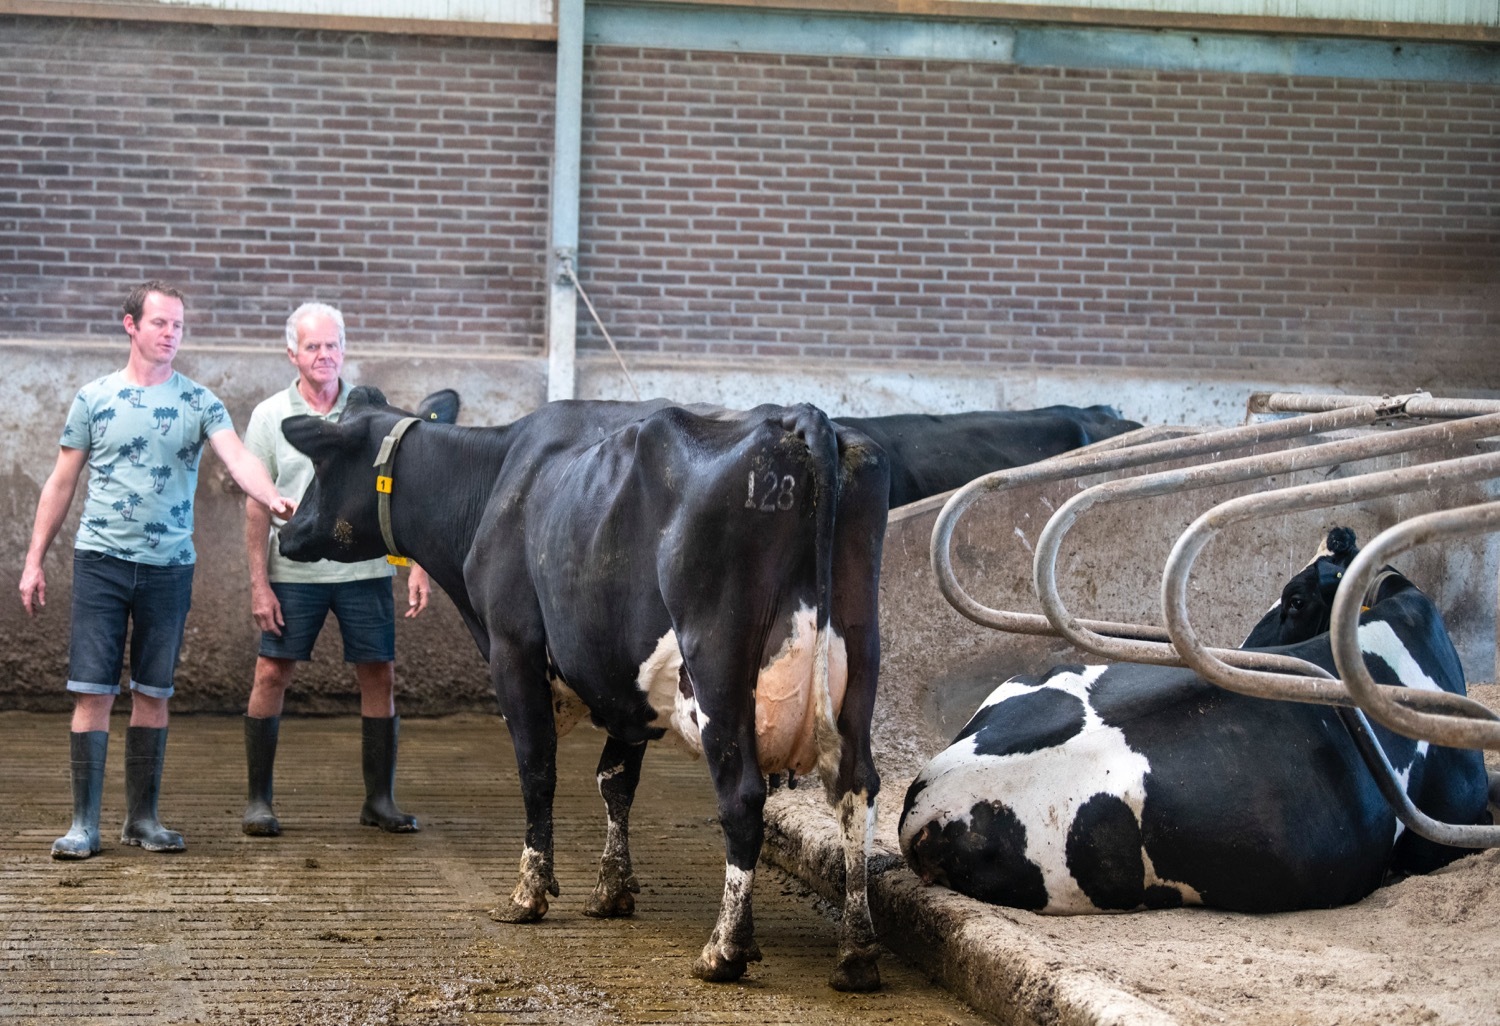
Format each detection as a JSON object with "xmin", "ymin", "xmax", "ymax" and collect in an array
[{"xmin": 373, "ymin": 416, "xmax": 421, "ymax": 566}]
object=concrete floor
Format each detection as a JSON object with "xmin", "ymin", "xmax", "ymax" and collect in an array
[{"xmin": 0, "ymin": 711, "xmax": 989, "ymax": 1026}]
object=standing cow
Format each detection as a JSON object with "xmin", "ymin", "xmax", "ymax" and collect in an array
[
  {"xmin": 277, "ymin": 388, "xmax": 890, "ymax": 990},
  {"xmin": 899, "ymin": 531, "xmax": 1492, "ymax": 914},
  {"xmin": 834, "ymin": 404, "xmax": 1141, "ymax": 508}
]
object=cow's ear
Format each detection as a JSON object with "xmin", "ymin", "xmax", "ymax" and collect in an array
[
  {"xmin": 347, "ymin": 385, "xmax": 389, "ymax": 410},
  {"xmin": 281, "ymin": 414, "xmax": 359, "ymax": 459},
  {"xmin": 1324, "ymin": 526, "xmax": 1358, "ymax": 564},
  {"xmin": 416, "ymin": 389, "xmax": 460, "ymax": 424}
]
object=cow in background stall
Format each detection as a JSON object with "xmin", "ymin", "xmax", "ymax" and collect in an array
[
  {"xmin": 899, "ymin": 528, "xmax": 1493, "ymax": 914},
  {"xmin": 276, "ymin": 388, "xmax": 891, "ymax": 990},
  {"xmin": 835, "ymin": 404, "xmax": 1141, "ymax": 508}
]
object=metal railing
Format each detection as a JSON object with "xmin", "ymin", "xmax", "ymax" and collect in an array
[{"xmin": 930, "ymin": 390, "xmax": 1500, "ymax": 849}]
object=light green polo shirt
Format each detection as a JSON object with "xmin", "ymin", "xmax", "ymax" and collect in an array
[{"xmin": 244, "ymin": 379, "xmax": 394, "ymax": 584}]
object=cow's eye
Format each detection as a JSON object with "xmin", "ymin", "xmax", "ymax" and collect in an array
[{"xmin": 1287, "ymin": 597, "xmax": 1304, "ymax": 612}]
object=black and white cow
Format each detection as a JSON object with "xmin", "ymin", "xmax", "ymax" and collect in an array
[
  {"xmin": 1241, "ymin": 525, "xmax": 1359, "ymax": 647},
  {"xmin": 899, "ymin": 531, "xmax": 1492, "ymax": 914},
  {"xmin": 277, "ymin": 388, "xmax": 890, "ymax": 989},
  {"xmin": 834, "ymin": 404, "xmax": 1141, "ymax": 508}
]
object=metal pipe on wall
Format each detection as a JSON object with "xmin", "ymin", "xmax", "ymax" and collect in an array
[{"xmin": 546, "ymin": 0, "xmax": 585, "ymax": 402}]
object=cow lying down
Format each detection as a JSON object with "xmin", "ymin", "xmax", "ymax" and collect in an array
[
  {"xmin": 277, "ymin": 388, "xmax": 891, "ymax": 989},
  {"xmin": 835, "ymin": 404, "xmax": 1142, "ymax": 508},
  {"xmin": 899, "ymin": 528, "xmax": 1493, "ymax": 914}
]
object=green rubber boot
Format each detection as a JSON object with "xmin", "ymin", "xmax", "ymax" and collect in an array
[
  {"xmin": 120, "ymin": 726, "xmax": 186, "ymax": 852},
  {"xmin": 242, "ymin": 715, "xmax": 282, "ymax": 837},
  {"xmin": 52, "ymin": 730, "xmax": 109, "ymax": 860},
  {"xmin": 359, "ymin": 716, "xmax": 419, "ymax": 833}
]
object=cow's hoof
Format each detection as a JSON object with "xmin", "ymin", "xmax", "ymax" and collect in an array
[
  {"xmin": 583, "ymin": 887, "xmax": 636, "ymax": 919},
  {"xmin": 692, "ymin": 953, "xmax": 748, "ymax": 983},
  {"xmin": 584, "ymin": 868, "xmax": 640, "ymax": 919},
  {"xmin": 488, "ymin": 899, "xmax": 547, "ymax": 924},
  {"xmin": 692, "ymin": 941, "xmax": 762, "ymax": 983},
  {"xmin": 829, "ymin": 955, "xmax": 882, "ymax": 992}
]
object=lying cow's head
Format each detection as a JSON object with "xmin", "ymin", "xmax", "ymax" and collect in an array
[
  {"xmin": 277, "ymin": 386, "xmax": 460, "ymax": 564},
  {"xmin": 1242, "ymin": 526, "xmax": 1359, "ymax": 648}
]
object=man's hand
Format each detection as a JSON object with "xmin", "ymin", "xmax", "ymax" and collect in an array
[
  {"xmin": 406, "ymin": 564, "xmax": 431, "ymax": 619},
  {"xmin": 268, "ymin": 496, "xmax": 297, "ymax": 519},
  {"xmin": 19, "ymin": 563, "xmax": 45, "ymax": 617},
  {"xmin": 251, "ymin": 581, "xmax": 285, "ymax": 637}
]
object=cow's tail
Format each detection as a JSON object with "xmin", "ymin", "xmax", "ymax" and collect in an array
[{"xmin": 785, "ymin": 405, "xmax": 843, "ymax": 795}]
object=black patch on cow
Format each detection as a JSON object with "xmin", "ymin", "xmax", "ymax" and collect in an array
[
  {"xmin": 1142, "ymin": 884, "xmax": 1184, "ymax": 910},
  {"xmin": 1037, "ymin": 664, "xmax": 1087, "ymax": 686},
  {"xmin": 959, "ymin": 686, "xmax": 1087, "ymax": 757},
  {"xmin": 1066, "ymin": 792, "xmax": 1146, "ymax": 911},
  {"xmin": 901, "ymin": 775, "xmax": 929, "ymax": 816},
  {"xmin": 904, "ymin": 801, "xmax": 1049, "ymax": 910}
]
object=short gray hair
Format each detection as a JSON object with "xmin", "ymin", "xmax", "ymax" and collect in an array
[{"xmin": 285, "ymin": 302, "xmax": 346, "ymax": 353}]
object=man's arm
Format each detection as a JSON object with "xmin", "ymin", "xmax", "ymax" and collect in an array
[
  {"xmin": 245, "ymin": 496, "xmax": 284, "ymax": 636},
  {"xmin": 19, "ymin": 446, "xmax": 90, "ymax": 616},
  {"xmin": 209, "ymin": 429, "xmax": 295, "ymax": 517}
]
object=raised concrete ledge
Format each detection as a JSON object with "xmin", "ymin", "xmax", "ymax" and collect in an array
[{"xmin": 761, "ymin": 789, "xmax": 1182, "ymax": 1026}]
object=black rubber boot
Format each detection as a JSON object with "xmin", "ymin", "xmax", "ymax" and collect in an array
[
  {"xmin": 52, "ymin": 730, "xmax": 109, "ymax": 860},
  {"xmin": 359, "ymin": 716, "xmax": 419, "ymax": 833},
  {"xmin": 242, "ymin": 715, "xmax": 282, "ymax": 837},
  {"xmin": 120, "ymin": 726, "xmax": 186, "ymax": 852}
]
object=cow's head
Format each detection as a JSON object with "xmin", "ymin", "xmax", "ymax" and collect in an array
[
  {"xmin": 1243, "ymin": 527, "xmax": 1360, "ymax": 648},
  {"xmin": 277, "ymin": 386, "xmax": 460, "ymax": 564}
]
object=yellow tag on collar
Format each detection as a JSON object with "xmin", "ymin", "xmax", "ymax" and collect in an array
[
  {"xmin": 376, "ymin": 475, "xmax": 393, "ymax": 494},
  {"xmin": 386, "ymin": 555, "xmax": 411, "ymax": 566}
]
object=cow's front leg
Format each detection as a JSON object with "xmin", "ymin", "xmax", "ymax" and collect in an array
[
  {"xmin": 489, "ymin": 662, "xmax": 561, "ymax": 924},
  {"xmin": 693, "ymin": 709, "xmax": 766, "ymax": 983},
  {"xmin": 585, "ymin": 735, "xmax": 645, "ymax": 918}
]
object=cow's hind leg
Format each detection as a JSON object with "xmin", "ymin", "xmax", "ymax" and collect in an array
[
  {"xmin": 488, "ymin": 655, "xmax": 561, "ymax": 924},
  {"xmin": 691, "ymin": 691, "xmax": 766, "ymax": 983},
  {"xmin": 585, "ymin": 735, "xmax": 645, "ymax": 918},
  {"xmin": 824, "ymin": 436, "xmax": 887, "ymax": 992},
  {"xmin": 821, "ymin": 672, "xmax": 881, "ymax": 991},
  {"xmin": 830, "ymin": 786, "xmax": 881, "ymax": 991}
]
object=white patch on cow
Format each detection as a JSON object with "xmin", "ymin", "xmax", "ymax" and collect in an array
[
  {"xmin": 702, "ymin": 862, "xmax": 757, "ymax": 963},
  {"xmin": 722, "ymin": 862, "xmax": 753, "ymax": 899},
  {"xmin": 1140, "ymin": 849, "xmax": 1202, "ymax": 906},
  {"xmin": 637, "ymin": 609, "xmax": 848, "ymax": 777},
  {"xmin": 600, "ymin": 801, "xmax": 628, "ymax": 867},
  {"xmin": 550, "ymin": 674, "xmax": 589, "ymax": 738},
  {"xmin": 839, "ymin": 789, "xmax": 876, "ymax": 879},
  {"xmin": 1355, "ymin": 619, "xmax": 1437, "ymax": 842},
  {"xmin": 636, "ymin": 630, "xmax": 705, "ymax": 757},
  {"xmin": 509, "ymin": 844, "xmax": 554, "ymax": 913},
  {"xmin": 901, "ymin": 665, "xmax": 1199, "ymax": 914}
]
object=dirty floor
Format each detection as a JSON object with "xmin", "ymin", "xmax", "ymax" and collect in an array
[{"xmin": 0, "ymin": 712, "xmax": 989, "ymax": 1026}]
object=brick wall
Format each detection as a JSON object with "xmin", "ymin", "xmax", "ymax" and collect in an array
[
  {"xmin": 2, "ymin": 16, "xmax": 1497, "ymax": 390},
  {"xmin": 0, "ymin": 16, "xmax": 554, "ymax": 350},
  {"xmin": 579, "ymin": 49, "xmax": 1500, "ymax": 388}
]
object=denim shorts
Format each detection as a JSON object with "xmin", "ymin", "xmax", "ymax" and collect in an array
[
  {"xmin": 259, "ymin": 577, "xmax": 395, "ymax": 664},
  {"xmin": 68, "ymin": 549, "xmax": 195, "ymax": 700}
]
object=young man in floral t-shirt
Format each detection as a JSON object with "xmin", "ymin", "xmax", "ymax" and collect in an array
[{"xmin": 20, "ymin": 280, "xmax": 296, "ymax": 860}]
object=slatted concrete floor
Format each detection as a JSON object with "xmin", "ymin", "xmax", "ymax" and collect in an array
[{"xmin": 0, "ymin": 712, "xmax": 989, "ymax": 1025}]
